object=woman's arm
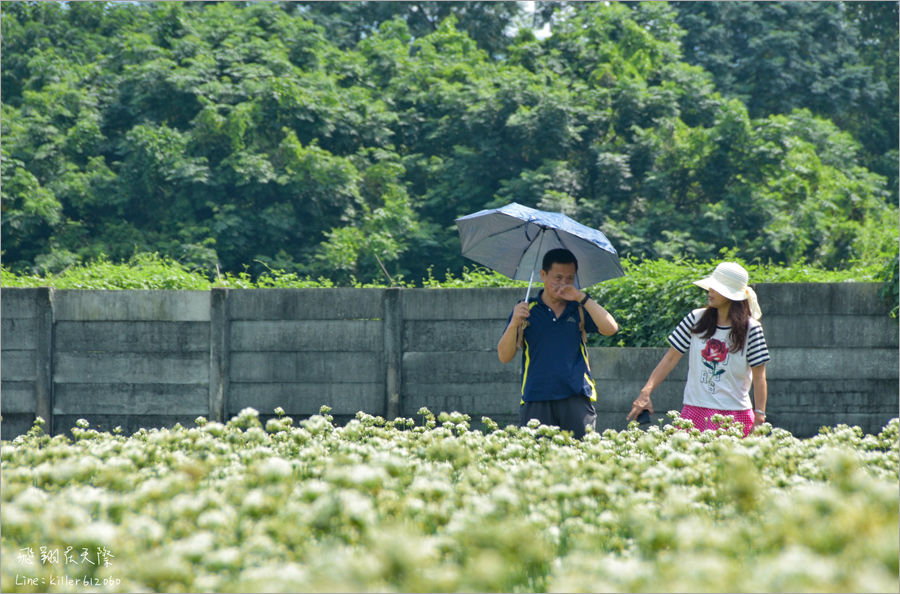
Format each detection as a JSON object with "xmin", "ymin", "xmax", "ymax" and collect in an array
[
  {"xmin": 627, "ymin": 347, "xmax": 683, "ymax": 420},
  {"xmin": 751, "ymin": 363, "xmax": 767, "ymax": 426}
]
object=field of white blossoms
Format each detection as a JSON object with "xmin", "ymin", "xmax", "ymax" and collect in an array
[{"xmin": 1, "ymin": 407, "xmax": 898, "ymax": 593}]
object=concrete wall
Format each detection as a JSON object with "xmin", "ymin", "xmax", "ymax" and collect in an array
[
  {"xmin": 51, "ymin": 290, "xmax": 211, "ymax": 436},
  {"xmin": 224, "ymin": 289, "xmax": 390, "ymax": 425},
  {"xmin": 1, "ymin": 284, "xmax": 896, "ymax": 439},
  {"xmin": 1, "ymin": 288, "xmax": 52, "ymax": 438}
]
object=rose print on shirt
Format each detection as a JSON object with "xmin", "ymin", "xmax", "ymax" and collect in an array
[{"xmin": 700, "ymin": 338, "xmax": 728, "ymax": 393}]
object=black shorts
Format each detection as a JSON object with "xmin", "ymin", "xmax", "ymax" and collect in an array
[{"xmin": 519, "ymin": 394, "xmax": 596, "ymax": 439}]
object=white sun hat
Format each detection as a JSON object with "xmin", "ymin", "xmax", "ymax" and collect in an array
[{"xmin": 694, "ymin": 262, "xmax": 762, "ymax": 319}]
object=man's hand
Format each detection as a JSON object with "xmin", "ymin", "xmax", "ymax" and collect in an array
[
  {"xmin": 558, "ymin": 285, "xmax": 586, "ymax": 303},
  {"xmin": 627, "ymin": 389, "xmax": 654, "ymax": 421},
  {"xmin": 511, "ymin": 300, "xmax": 531, "ymax": 326},
  {"xmin": 498, "ymin": 301, "xmax": 532, "ymax": 364}
]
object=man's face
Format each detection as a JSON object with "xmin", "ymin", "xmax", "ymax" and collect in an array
[{"xmin": 540, "ymin": 261, "xmax": 577, "ymax": 300}]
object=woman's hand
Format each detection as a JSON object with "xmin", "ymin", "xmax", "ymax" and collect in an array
[
  {"xmin": 627, "ymin": 389, "xmax": 654, "ymax": 421},
  {"xmin": 753, "ymin": 410, "xmax": 766, "ymax": 427},
  {"xmin": 628, "ymin": 348, "xmax": 683, "ymax": 420}
]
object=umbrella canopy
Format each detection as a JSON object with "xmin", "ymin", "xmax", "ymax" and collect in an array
[{"xmin": 455, "ymin": 202, "xmax": 625, "ymax": 298}]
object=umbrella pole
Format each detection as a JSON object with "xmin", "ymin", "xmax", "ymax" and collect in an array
[
  {"xmin": 519, "ymin": 229, "xmax": 545, "ymax": 350},
  {"xmin": 524, "ymin": 229, "xmax": 545, "ymax": 302}
]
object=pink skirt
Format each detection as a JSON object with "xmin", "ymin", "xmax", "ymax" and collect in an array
[{"xmin": 681, "ymin": 405, "xmax": 755, "ymax": 438}]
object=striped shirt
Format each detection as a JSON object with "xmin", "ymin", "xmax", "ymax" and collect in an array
[{"xmin": 668, "ymin": 308, "xmax": 770, "ymax": 411}]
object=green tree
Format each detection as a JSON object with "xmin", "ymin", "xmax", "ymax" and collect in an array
[
  {"xmin": 667, "ymin": 0, "xmax": 898, "ymax": 204},
  {"xmin": 289, "ymin": 1, "xmax": 522, "ymax": 57},
  {"xmin": 841, "ymin": 1, "xmax": 899, "ymax": 201},
  {"xmin": 1, "ymin": 0, "xmax": 895, "ymax": 283}
]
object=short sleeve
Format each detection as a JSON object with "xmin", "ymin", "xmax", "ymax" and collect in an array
[
  {"xmin": 502, "ymin": 304, "xmax": 517, "ymax": 339},
  {"xmin": 582, "ymin": 305, "xmax": 599, "ymax": 334},
  {"xmin": 746, "ymin": 323, "xmax": 771, "ymax": 367},
  {"xmin": 667, "ymin": 312, "xmax": 696, "ymax": 353}
]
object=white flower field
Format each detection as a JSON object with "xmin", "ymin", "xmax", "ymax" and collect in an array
[{"xmin": 1, "ymin": 407, "xmax": 898, "ymax": 593}]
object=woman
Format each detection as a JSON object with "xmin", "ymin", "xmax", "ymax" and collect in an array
[{"xmin": 627, "ymin": 262, "xmax": 770, "ymax": 437}]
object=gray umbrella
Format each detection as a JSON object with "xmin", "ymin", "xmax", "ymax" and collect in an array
[{"xmin": 455, "ymin": 202, "xmax": 625, "ymax": 299}]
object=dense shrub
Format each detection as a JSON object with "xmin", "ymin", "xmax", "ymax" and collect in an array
[
  {"xmin": 0, "ymin": 254, "xmax": 336, "ymax": 290},
  {"xmin": 878, "ymin": 246, "xmax": 900, "ymax": 319},
  {"xmin": 587, "ymin": 250, "xmax": 891, "ymax": 347},
  {"xmin": 2, "ymin": 250, "xmax": 890, "ymax": 347}
]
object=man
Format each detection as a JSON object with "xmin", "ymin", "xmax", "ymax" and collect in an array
[{"xmin": 498, "ymin": 248, "xmax": 618, "ymax": 438}]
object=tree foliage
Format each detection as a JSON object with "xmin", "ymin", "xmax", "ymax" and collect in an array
[
  {"xmin": 666, "ymin": 0, "xmax": 899, "ymax": 203},
  {"xmin": 2, "ymin": 1, "xmax": 896, "ymax": 284}
]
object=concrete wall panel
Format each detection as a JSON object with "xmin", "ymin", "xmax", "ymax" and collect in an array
[
  {"xmin": 227, "ymin": 289, "xmax": 384, "ymax": 320},
  {"xmin": 231, "ymin": 320, "xmax": 383, "ymax": 352},
  {"xmin": 756, "ymin": 282, "xmax": 886, "ymax": 316},
  {"xmin": 402, "ymin": 288, "xmax": 522, "ymax": 320},
  {"xmin": 592, "ymin": 379, "xmax": 687, "ymax": 412},
  {"xmin": 54, "ymin": 352, "xmax": 208, "ymax": 384},
  {"xmin": 404, "ymin": 320, "xmax": 503, "ymax": 352},
  {"xmin": 2, "ymin": 318, "xmax": 38, "ymax": 350},
  {"xmin": 53, "ymin": 383, "xmax": 208, "ymax": 415},
  {"xmin": 1, "ymin": 289, "xmax": 43, "ymax": 319},
  {"xmin": 771, "ymin": 414, "xmax": 892, "ymax": 440},
  {"xmin": 1, "ymin": 382, "xmax": 37, "ymax": 413},
  {"xmin": 229, "ymin": 382, "xmax": 385, "ymax": 417},
  {"xmin": 54, "ymin": 290, "xmax": 210, "ymax": 321},
  {"xmin": 401, "ymin": 382, "xmax": 520, "ymax": 415},
  {"xmin": 762, "ymin": 315, "xmax": 898, "ymax": 348},
  {"xmin": 767, "ymin": 348, "xmax": 897, "ymax": 380},
  {"xmin": 402, "ymin": 352, "xmax": 519, "ymax": 384},
  {"xmin": 55, "ymin": 321, "xmax": 210, "ymax": 353},
  {"xmin": 230, "ymin": 352, "xmax": 384, "ymax": 383},
  {"xmin": 1, "ymin": 415, "xmax": 36, "ymax": 439},
  {"xmin": 767, "ymin": 379, "xmax": 899, "ymax": 414},
  {"xmin": 1, "ymin": 351, "xmax": 37, "ymax": 382},
  {"xmin": 587, "ymin": 347, "xmax": 689, "ymax": 380}
]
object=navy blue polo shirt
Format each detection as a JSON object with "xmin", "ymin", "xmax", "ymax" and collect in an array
[{"xmin": 505, "ymin": 290, "xmax": 599, "ymax": 402}]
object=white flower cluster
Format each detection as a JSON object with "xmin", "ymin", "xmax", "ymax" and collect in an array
[{"xmin": 1, "ymin": 411, "xmax": 897, "ymax": 592}]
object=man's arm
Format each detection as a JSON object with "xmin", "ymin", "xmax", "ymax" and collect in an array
[
  {"xmin": 498, "ymin": 301, "xmax": 530, "ymax": 364},
  {"xmin": 582, "ymin": 297, "xmax": 618, "ymax": 336},
  {"xmin": 559, "ymin": 287, "xmax": 618, "ymax": 336}
]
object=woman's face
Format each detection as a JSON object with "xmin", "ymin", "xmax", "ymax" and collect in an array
[{"xmin": 707, "ymin": 288, "xmax": 730, "ymax": 309}]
